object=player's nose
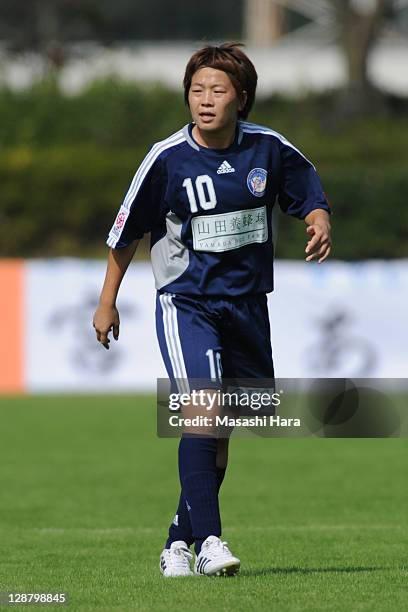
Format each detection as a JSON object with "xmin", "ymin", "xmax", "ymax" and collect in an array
[{"xmin": 201, "ymin": 90, "xmax": 214, "ymax": 106}]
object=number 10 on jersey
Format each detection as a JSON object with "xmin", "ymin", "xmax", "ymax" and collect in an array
[{"xmin": 182, "ymin": 175, "xmax": 217, "ymax": 212}]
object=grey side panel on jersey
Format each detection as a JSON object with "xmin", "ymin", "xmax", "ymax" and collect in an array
[{"xmin": 150, "ymin": 211, "xmax": 190, "ymax": 290}]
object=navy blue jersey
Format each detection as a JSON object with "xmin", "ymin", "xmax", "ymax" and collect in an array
[{"xmin": 107, "ymin": 121, "xmax": 330, "ymax": 296}]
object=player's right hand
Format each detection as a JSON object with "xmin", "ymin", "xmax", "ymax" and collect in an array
[{"xmin": 92, "ymin": 304, "xmax": 120, "ymax": 350}]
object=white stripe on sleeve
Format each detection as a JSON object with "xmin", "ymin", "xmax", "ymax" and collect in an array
[{"xmin": 107, "ymin": 131, "xmax": 185, "ymax": 247}]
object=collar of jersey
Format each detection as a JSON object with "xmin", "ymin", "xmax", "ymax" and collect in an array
[{"xmin": 183, "ymin": 122, "xmax": 244, "ymax": 154}]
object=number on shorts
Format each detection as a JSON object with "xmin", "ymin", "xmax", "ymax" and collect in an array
[{"xmin": 206, "ymin": 349, "xmax": 222, "ymax": 382}]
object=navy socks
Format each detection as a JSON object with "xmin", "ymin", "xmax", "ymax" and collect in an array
[
  {"xmin": 165, "ymin": 466, "xmax": 226, "ymax": 549},
  {"xmin": 165, "ymin": 436, "xmax": 226, "ymax": 554},
  {"xmin": 166, "ymin": 490, "xmax": 194, "ymax": 547}
]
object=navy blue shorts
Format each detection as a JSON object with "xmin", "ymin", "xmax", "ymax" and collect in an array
[{"xmin": 155, "ymin": 292, "xmax": 274, "ymax": 393}]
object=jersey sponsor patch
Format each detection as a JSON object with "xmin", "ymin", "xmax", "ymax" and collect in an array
[
  {"xmin": 111, "ymin": 206, "xmax": 129, "ymax": 237},
  {"xmin": 191, "ymin": 205, "xmax": 268, "ymax": 252},
  {"xmin": 247, "ymin": 168, "xmax": 267, "ymax": 197}
]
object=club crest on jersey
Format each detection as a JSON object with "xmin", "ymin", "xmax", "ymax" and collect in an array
[{"xmin": 247, "ymin": 168, "xmax": 267, "ymax": 197}]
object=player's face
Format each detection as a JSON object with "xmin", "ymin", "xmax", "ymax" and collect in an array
[{"xmin": 188, "ymin": 67, "xmax": 244, "ymax": 135}]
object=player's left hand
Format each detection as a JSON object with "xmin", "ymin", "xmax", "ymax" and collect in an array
[{"xmin": 305, "ymin": 221, "xmax": 331, "ymax": 263}]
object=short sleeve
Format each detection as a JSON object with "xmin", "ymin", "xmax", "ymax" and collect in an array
[
  {"xmin": 278, "ymin": 141, "xmax": 330, "ymax": 220},
  {"xmin": 107, "ymin": 153, "xmax": 166, "ymax": 248}
]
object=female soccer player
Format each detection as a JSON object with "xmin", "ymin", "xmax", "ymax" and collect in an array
[{"xmin": 93, "ymin": 43, "xmax": 331, "ymax": 577}]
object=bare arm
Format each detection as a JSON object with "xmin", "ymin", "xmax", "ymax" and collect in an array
[
  {"xmin": 304, "ymin": 209, "xmax": 332, "ymax": 263},
  {"xmin": 93, "ymin": 240, "xmax": 139, "ymax": 349}
]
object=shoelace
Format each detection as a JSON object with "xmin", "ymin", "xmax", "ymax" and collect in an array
[
  {"xmin": 204, "ymin": 540, "xmax": 232, "ymax": 559},
  {"xmin": 169, "ymin": 546, "xmax": 193, "ymax": 570}
]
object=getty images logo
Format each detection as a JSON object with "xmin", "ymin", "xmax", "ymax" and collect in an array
[{"xmin": 217, "ymin": 160, "xmax": 235, "ymax": 174}]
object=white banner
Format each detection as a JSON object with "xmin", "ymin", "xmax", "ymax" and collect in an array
[
  {"xmin": 24, "ymin": 259, "xmax": 408, "ymax": 392},
  {"xmin": 25, "ymin": 259, "xmax": 166, "ymax": 392},
  {"xmin": 270, "ymin": 261, "xmax": 408, "ymax": 379}
]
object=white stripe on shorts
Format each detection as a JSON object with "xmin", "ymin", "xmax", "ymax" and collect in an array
[{"xmin": 160, "ymin": 294, "xmax": 189, "ymax": 394}]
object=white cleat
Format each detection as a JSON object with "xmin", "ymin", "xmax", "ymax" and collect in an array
[
  {"xmin": 194, "ymin": 535, "xmax": 240, "ymax": 576},
  {"xmin": 160, "ymin": 540, "xmax": 194, "ymax": 577}
]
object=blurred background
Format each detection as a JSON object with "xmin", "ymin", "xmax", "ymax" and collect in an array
[{"xmin": 0, "ymin": 0, "xmax": 407, "ymax": 393}]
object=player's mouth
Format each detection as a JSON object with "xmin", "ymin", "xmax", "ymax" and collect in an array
[{"xmin": 199, "ymin": 112, "xmax": 216, "ymax": 123}]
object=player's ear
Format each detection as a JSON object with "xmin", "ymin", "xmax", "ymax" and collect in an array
[{"xmin": 239, "ymin": 90, "xmax": 247, "ymax": 113}]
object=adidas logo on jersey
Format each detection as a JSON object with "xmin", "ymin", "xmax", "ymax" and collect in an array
[{"xmin": 217, "ymin": 160, "xmax": 235, "ymax": 174}]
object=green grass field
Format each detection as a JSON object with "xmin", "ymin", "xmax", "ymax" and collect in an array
[{"xmin": 0, "ymin": 395, "xmax": 406, "ymax": 611}]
